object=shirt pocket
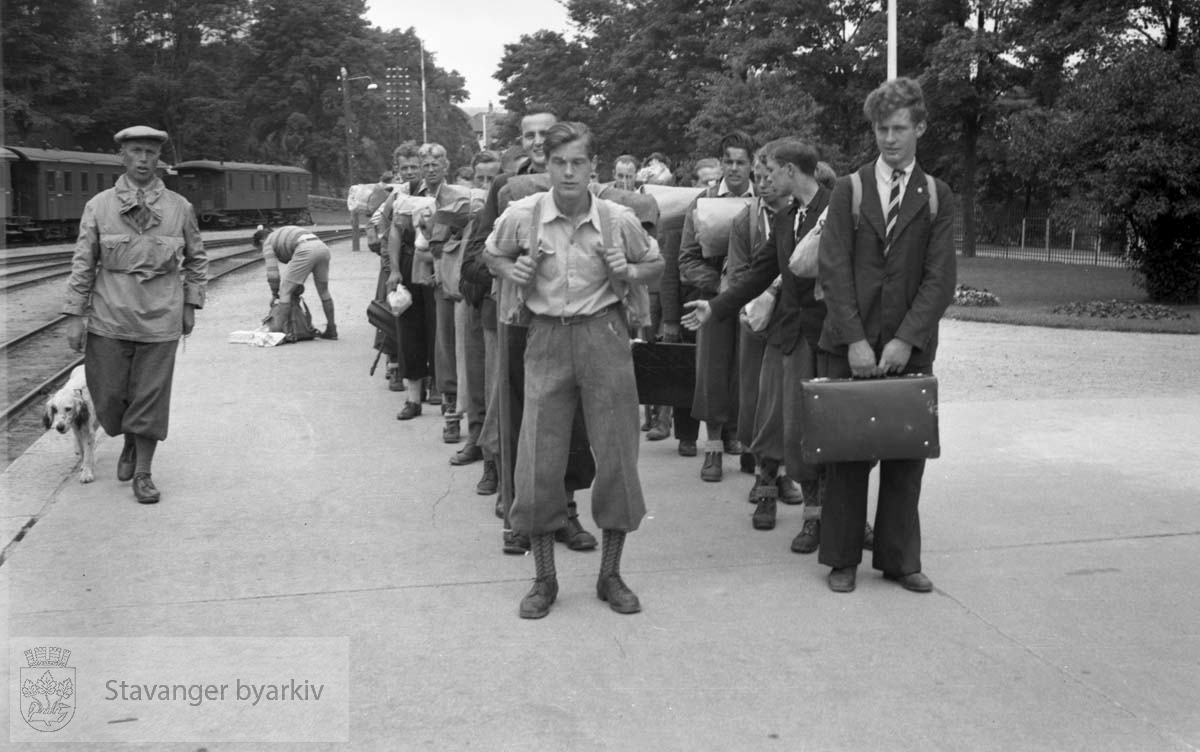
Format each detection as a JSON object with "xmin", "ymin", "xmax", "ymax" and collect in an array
[{"xmin": 99, "ymin": 234, "xmax": 182, "ymax": 280}]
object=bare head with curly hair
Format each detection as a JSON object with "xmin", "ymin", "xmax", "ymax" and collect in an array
[{"xmin": 865, "ymin": 77, "xmax": 928, "ymax": 170}]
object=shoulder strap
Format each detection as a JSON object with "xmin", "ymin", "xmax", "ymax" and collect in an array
[
  {"xmin": 925, "ymin": 174, "xmax": 938, "ymax": 219},
  {"xmin": 594, "ymin": 197, "xmax": 615, "ymax": 250},
  {"xmin": 529, "ymin": 194, "xmax": 544, "ymax": 261},
  {"xmin": 850, "ymin": 171, "xmax": 863, "ymax": 231}
]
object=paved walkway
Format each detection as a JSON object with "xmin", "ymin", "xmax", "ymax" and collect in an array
[{"xmin": 3, "ymin": 240, "xmax": 1198, "ymax": 750}]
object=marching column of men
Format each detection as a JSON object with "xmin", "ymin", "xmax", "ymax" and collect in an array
[{"xmin": 367, "ymin": 77, "xmax": 955, "ymax": 616}]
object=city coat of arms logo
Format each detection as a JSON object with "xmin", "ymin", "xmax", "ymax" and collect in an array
[{"xmin": 20, "ymin": 646, "xmax": 75, "ymax": 731}]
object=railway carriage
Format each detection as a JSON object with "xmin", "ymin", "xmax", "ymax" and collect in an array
[
  {"xmin": 3, "ymin": 147, "xmax": 131, "ymax": 242},
  {"xmin": 166, "ymin": 161, "xmax": 312, "ymax": 228}
]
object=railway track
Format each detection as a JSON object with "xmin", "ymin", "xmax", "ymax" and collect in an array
[{"xmin": 2, "ymin": 229, "xmax": 351, "ymax": 465}]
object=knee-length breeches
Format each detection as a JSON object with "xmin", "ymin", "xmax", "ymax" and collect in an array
[
  {"xmin": 510, "ymin": 307, "xmax": 646, "ymax": 536},
  {"xmin": 84, "ymin": 334, "xmax": 178, "ymax": 441}
]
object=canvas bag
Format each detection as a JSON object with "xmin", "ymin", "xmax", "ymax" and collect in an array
[{"xmin": 266, "ymin": 295, "xmax": 319, "ymax": 343}]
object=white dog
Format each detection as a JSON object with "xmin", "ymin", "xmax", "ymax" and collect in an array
[{"xmin": 41, "ymin": 365, "xmax": 100, "ymax": 483}]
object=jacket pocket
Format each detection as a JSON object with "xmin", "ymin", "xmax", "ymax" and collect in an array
[{"xmin": 99, "ymin": 234, "xmax": 182, "ymax": 279}]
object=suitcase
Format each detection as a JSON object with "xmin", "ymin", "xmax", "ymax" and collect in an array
[
  {"xmin": 799, "ymin": 375, "xmax": 940, "ymax": 464},
  {"xmin": 632, "ymin": 341, "xmax": 696, "ymax": 408}
]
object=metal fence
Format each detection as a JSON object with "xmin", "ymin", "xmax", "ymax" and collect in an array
[{"xmin": 955, "ymin": 205, "xmax": 1127, "ymax": 268}]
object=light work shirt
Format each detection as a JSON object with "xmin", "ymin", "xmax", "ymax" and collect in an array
[{"xmin": 485, "ymin": 190, "xmax": 657, "ymax": 318}]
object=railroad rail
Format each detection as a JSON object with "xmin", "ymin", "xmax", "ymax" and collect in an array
[{"xmin": 2, "ymin": 229, "xmax": 352, "ymax": 445}]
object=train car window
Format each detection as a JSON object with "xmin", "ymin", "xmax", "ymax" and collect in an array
[
  {"xmin": 81, "ymin": 172, "xmax": 90, "ymax": 193},
  {"xmin": 48, "ymin": 170, "xmax": 58, "ymax": 191},
  {"xmin": 64, "ymin": 171, "xmax": 73, "ymax": 193}
]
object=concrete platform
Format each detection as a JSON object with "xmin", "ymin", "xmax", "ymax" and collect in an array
[{"xmin": 2, "ymin": 239, "xmax": 1197, "ymax": 750}]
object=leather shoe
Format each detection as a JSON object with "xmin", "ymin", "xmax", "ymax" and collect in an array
[
  {"xmin": 132, "ymin": 472, "xmax": 160, "ymax": 504},
  {"xmin": 396, "ymin": 401, "xmax": 421, "ymax": 420},
  {"xmin": 863, "ymin": 522, "xmax": 875, "ymax": 550},
  {"xmin": 596, "ymin": 574, "xmax": 641, "ymax": 614},
  {"xmin": 476, "ymin": 460, "xmax": 498, "ymax": 495},
  {"xmin": 791, "ymin": 519, "xmax": 820, "ymax": 554},
  {"xmin": 518, "ymin": 577, "xmax": 557, "ymax": 619},
  {"xmin": 828, "ymin": 566, "xmax": 856, "ymax": 592},
  {"xmin": 117, "ymin": 443, "xmax": 136, "ymax": 482},
  {"xmin": 386, "ymin": 364, "xmax": 405, "ymax": 392},
  {"xmin": 677, "ymin": 439, "xmax": 697, "ymax": 457},
  {"xmin": 442, "ymin": 419, "xmax": 461, "ymax": 444},
  {"xmin": 884, "ymin": 571, "xmax": 933, "ymax": 592},
  {"xmin": 700, "ymin": 451, "xmax": 723, "ymax": 482},
  {"xmin": 751, "ymin": 489, "xmax": 776, "ymax": 530},
  {"xmin": 318, "ymin": 324, "xmax": 338, "ymax": 340},
  {"xmin": 739, "ymin": 452, "xmax": 756, "ymax": 474},
  {"xmin": 503, "ymin": 530, "xmax": 530, "ymax": 555},
  {"xmin": 778, "ymin": 476, "xmax": 804, "ymax": 505},
  {"xmin": 554, "ymin": 517, "xmax": 597, "ymax": 551},
  {"xmin": 450, "ymin": 443, "xmax": 483, "ymax": 465},
  {"xmin": 646, "ymin": 408, "xmax": 672, "ymax": 441}
]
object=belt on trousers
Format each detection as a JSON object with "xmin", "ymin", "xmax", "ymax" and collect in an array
[
  {"xmin": 531, "ymin": 303, "xmax": 621, "ymax": 326},
  {"xmin": 297, "ymin": 234, "xmax": 320, "ymax": 243}
]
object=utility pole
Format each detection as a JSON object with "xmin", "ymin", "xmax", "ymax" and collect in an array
[
  {"xmin": 887, "ymin": 0, "xmax": 897, "ymax": 79},
  {"xmin": 340, "ymin": 66, "xmax": 355, "ymax": 188},
  {"xmin": 419, "ymin": 38, "xmax": 428, "ymax": 143}
]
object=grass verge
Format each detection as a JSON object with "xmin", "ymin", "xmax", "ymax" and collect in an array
[{"xmin": 949, "ymin": 256, "xmax": 1199, "ymax": 334}]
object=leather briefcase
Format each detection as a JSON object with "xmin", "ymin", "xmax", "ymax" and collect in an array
[
  {"xmin": 632, "ymin": 341, "xmax": 696, "ymax": 408},
  {"xmin": 799, "ymin": 375, "xmax": 940, "ymax": 464},
  {"xmin": 366, "ymin": 299, "xmax": 401, "ymax": 347}
]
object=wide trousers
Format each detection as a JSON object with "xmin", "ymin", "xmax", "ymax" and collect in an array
[
  {"xmin": 816, "ymin": 351, "xmax": 927, "ymax": 575},
  {"xmin": 510, "ymin": 308, "xmax": 645, "ymax": 535},
  {"xmin": 497, "ymin": 322, "xmax": 595, "ymax": 527},
  {"xmin": 85, "ymin": 334, "xmax": 177, "ymax": 441}
]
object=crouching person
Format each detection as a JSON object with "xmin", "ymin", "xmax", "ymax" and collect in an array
[{"xmin": 486, "ymin": 122, "xmax": 663, "ymax": 619}]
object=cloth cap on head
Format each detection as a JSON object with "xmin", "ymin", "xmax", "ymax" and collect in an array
[{"xmin": 113, "ymin": 126, "xmax": 169, "ymax": 146}]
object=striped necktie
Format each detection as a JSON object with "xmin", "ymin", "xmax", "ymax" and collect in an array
[{"xmin": 884, "ymin": 169, "xmax": 904, "ymax": 255}]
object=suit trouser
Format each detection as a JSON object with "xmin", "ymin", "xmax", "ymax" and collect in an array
[
  {"xmin": 434, "ymin": 287, "xmax": 457, "ymax": 397},
  {"xmin": 498, "ymin": 322, "xmax": 596, "ymax": 528},
  {"xmin": 462, "ymin": 302, "xmax": 487, "ymax": 446},
  {"xmin": 736, "ymin": 324, "xmax": 767, "ymax": 447},
  {"xmin": 85, "ymin": 334, "xmax": 177, "ymax": 441},
  {"xmin": 510, "ymin": 308, "xmax": 645, "ymax": 536},
  {"xmin": 673, "ymin": 324, "xmax": 700, "ymax": 441},
  {"xmin": 816, "ymin": 351, "xmax": 926, "ymax": 575}
]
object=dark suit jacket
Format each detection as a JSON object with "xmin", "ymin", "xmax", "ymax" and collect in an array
[
  {"xmin": 709, "ymin": 187, "xmax": 829, "ymax": 355},
  {"xmin": 817, "ymin": 162, "xmax": 956, "ymax": 368}
]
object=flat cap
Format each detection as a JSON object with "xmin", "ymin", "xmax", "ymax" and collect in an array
[{"xmin": 113, "ymin": 126, "xmax": 169, "ymax": 145}]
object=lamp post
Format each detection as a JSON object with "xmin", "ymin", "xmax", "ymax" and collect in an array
[{"xmin": 340, "ymin": 66, "xmax": 377, "ymax": 251}]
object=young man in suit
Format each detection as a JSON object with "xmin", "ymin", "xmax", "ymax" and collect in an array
[
  {"xmin": 682, "ymin": 139, "xmax": 828, "ymax": 540},
  {"xmin": 816, "ymin": 77, "xmax": 957, "ymax": 594}
]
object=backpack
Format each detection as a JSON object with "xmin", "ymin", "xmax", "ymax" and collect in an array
[
  {"xmin": 497, "ymin": 193, "xmax": 652, "ymax": 328},
  {"xmin": 266, "ymin": 294, "xmax": 319, "ymax": 343}
]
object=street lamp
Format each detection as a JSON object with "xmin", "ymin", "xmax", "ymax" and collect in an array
[
  {"xmin": 340, "ymin": 66, "xmax": 378, "ymax": 186},
  {"xmin": 341, "ymin": 66, "xmax": 377, "ymax": 251}
]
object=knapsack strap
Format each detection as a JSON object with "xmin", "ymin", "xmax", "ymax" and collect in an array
[{"xmin": 850, "ymin": 168, "xmax": 938, "ymax": 231}]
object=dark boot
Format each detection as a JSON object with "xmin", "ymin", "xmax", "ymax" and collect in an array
[
  {"xmin": 596, "ymin": 530, "xmax": 640, "ymax": 614},
  {"xmin": 476, "ymin": 460, "xmax": 498, "ymax": 495},
  {"xmin": 646, "ymin": 406, "xmax": 672, "ymax": 441},
  {"xmin": 752, "ymin": 484, "xmax": 777, "ymax": 530},
  {"xmin": 555, "ymin": 515, "xmax": 598, "ymax": 551},
  {"xmin": 519, "ymin": 534, "xmax": 557, "ymax": 618}
]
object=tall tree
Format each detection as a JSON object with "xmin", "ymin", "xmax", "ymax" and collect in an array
[
  {"xmin": 494, "ymin": 30, "xmax": 595, "ymax": 144},
  {"xmin": 2, "ymin": 0, "xmax": 107, "ymax": 145},
  {"xmin": 1010, "ymin": 0, "xmax": 1200, "ymax": 302},
  {"xmin": 93, "ymin": 0, "xmax": 252, "ymax": 159},
  {"xmin": 244, "ymin": 0, "xmax": 375, "ymax": 191}
]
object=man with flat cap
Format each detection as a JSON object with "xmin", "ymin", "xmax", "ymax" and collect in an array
[{"xmin": 63, "ymin": 125, "xmax": 208, "ymax": 504}]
